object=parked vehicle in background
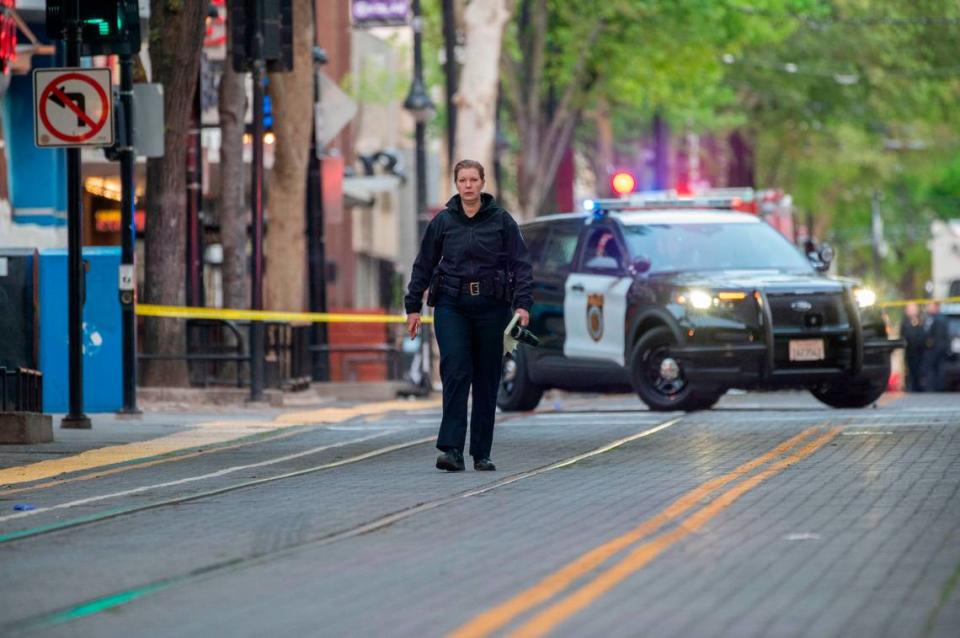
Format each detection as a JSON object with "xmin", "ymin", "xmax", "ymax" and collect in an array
[{"xmin": 941, "ymin": 296, "xmax": 960, "ymax": 391}]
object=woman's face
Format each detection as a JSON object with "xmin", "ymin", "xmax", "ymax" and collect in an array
[{"xmin": 455, "ymin": 168, "xmax": 484, "ymax": 202}]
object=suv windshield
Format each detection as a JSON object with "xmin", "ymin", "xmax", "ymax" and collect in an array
[{"xmin": 622, "ymin": 221, "xmax": 813, "ymax": 273}]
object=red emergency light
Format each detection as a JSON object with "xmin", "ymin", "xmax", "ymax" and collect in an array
[{"xmin": 611, "ymin": 171, "xmax": 637, "ymax": 196}]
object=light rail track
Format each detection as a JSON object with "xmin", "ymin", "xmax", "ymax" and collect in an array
[{"xmin": 0, "ymin": 416, "xmax": 684, "ymax": 635}]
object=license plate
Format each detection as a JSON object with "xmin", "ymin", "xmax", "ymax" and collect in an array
[{"xmin": 789, "ymin": 339, "xmax": 824, "ymax": 362}]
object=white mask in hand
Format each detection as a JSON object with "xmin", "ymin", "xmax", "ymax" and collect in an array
[{"xmin": 503, "ymin": 313, "xmax": 521, "ymax": 354}]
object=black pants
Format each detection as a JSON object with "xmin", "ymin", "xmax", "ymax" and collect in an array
[{"xmin": 434, "ymin": 291, "xmax": 512, "ymax": 459}]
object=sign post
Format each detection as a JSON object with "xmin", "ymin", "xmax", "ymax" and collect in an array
[
  {"xmin": 41, "ymin": 5, "xmax": 94, "ymax": 429},
  {"xmin": 117, "ymin": 54, "xmax": 140, "ymax": 415},
  {"xmin": 42, "ymin": 1, "xmax": 141, "ymax": 427},
  {"xmin": 34, "ymin": 65, "xmax": 114, "ymax": 429}
]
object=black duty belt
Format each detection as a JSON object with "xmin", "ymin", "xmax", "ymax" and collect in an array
[{"xmin": 443, "ymin": 274, "xmax": 501, "ymax": 297}]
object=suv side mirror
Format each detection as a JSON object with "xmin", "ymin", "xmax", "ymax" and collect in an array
[
  {"xmin": 807, "ymin": 242, "xmax": 833, "ymax": 273},
  {"xmin": 631, "ymin": 257, "xmax": 651, "ymax": 275},
  {"xmin": 818, "ymin": 243, "xmax": 834, "ymax": 265}
]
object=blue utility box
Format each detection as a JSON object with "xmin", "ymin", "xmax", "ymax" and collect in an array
[{"xmin": 39, "ymin": 248, "xmax": 122, "ymax": 413}]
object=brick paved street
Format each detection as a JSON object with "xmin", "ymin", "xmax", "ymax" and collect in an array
[{"xmin": 0, "ymin": 391, "xmax": 958, "ymax": 638}]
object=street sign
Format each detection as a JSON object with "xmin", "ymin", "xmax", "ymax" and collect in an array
[
  {"xmin": 352, "ymin": 0, "xmax": 409, "ymax": 27},
  {"xmin": 34, "ymin": 67, "xmax": 114, "ymax": 148},
  {"xmin": 315, "ymin": 72, "xmax": 357, "ymax": 152},
  {"xmin": 132, "ymin": 83, "xmax": 165, "ymax": 157}
]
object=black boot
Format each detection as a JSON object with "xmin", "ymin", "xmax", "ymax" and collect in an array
[
  {"xmin": 436, "ymin": 449, "xmax": 465, "ymax": 472},
  {"xmin": 473, "ymin": 458, "xmax": 496, "ymax": 471}
]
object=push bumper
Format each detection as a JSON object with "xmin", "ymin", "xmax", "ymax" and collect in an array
[{"xmin": 669, "ymin": 338, "xmax": 903, "ymax": 388}]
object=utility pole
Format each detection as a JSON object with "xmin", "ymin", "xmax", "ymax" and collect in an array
[
  {"xmin": 186, "ymin": 74, "xmax": 203, "ymax": 308},
  {"xmin": 118, "ymin": 52, "xmax": 139, "ymax": 414},
  {"xmin": 45, "ymin": 0, "xmax": 140, "ymax": 421},
  {"xmin": 249, "ymin": 0, "xmax": 266, "ymax": 402},
  {"xmin": 229, "ymin": 0, "xmax": 293, "ymax": 401},
  {"xmin": 442, "ymin": 0, "xmax": 457, "ymax": 170},
  {"xmin": 307, "ymin": 40, "xmax": 330, "ymax": 382},
  {"xmin": 60, "ymin": 0, "xmax": 90, "ymax": 429},
  {"xmin": 404, "ymin": 0, "xmax": 436, "ymax": 394}
]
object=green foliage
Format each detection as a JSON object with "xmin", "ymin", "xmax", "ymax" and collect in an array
[
  {"xmin": 408, "ymin": 0, "xmax": 958, "ymax": 296},
  {"xmin": 725, "ymin": 0, "xmax": 960, "ymax": 294}
]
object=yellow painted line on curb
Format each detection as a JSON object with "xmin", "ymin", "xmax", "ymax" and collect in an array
[
  {"xmin": 506, "ymin": 427, "xmax": 844, "ymax": 638},
  {"xmin": 0, "ymin": 397, "xmax": 441, "ymax": 489},
  {"xmin": 0, "ymin": 426, "xmax": 309, "ymax": 498},
  {"xmin": 135, "ymin": 303, "xmax": 434, "ymax": 324},
  {"xmin": 449, "ymin": 425, "xmax": 826, "ymax": 638}
]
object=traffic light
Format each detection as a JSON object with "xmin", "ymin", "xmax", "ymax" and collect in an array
[
  {"xmin": 46, "ymin": 0, "xmax": 141, "ymax": 56},
  {"xmin": 263, "ymin": 91, "xmax": 273, "ymax": 133},
  {"xmin": 231, "ymin": 0, "xmax": 293, "ymax": 73}
]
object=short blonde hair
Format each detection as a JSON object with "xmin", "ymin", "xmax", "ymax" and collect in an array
[{"xmin": 454, "ymin": 159, "xmax": 485, "ymax": 182}]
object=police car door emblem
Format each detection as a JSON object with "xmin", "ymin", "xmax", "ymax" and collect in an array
[{"xmin": 587, "ymin": 294, "xmax": 604, "ymax": 341}]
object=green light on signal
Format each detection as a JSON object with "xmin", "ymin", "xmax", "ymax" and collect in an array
[{"xmin": 83, "ymin": 18, "xmax": 111, "ymax": 36}]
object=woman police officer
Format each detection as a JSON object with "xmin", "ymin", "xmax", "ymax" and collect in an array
[{"xmin": 405, "ymin": 160, "xmax": 534, "ymax": 472}]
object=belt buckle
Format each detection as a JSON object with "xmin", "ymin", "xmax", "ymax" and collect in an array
[{"xmin": 469, "ymin": 281, "xmax": 480, "ymax": 296}]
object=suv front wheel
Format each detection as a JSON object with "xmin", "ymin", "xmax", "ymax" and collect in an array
[
  {"xmin": 497, "ymin": 348, "xmax": 544, "ymax": 412},
  {"xmin": 630, "ymin": 327, "xmax": 723, "ymax": 412},
  {"xmin": 809, "ymin": 367, "xmax": 889, "ymax": 408}
]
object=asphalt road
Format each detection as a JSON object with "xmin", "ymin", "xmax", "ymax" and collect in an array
[{"xmin": 1, "ymin": 391, "xmax": 958, "ymax": 638}]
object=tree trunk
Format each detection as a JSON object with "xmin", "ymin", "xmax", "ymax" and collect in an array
[
  {"xmin": 506, "ymin": 8, "xmax": 600, "ymax": 218},
  {"xmin": 264, "ymin": 0, "xmax": 314, "ymax": 312},
  {"xmin": 727, "ymin": 129, "xmax": 756, "ymax": 188},
  {"xmin": 591, "ymin": 100, "xmax": 614, "ymax": 198},
  {"xmin": 455, "ymin": 0, "xmax": 512, "ymax": 191},
  {"xmin": 218, "ymin": 23, "xmax": 248, "ymax": 311},
  {"xmin": 142, "ymin": 0, "xmax": 206, "ymax": 387}
]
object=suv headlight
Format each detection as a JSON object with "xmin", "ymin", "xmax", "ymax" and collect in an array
[
  {"xmin": 854, "ymin": 287, "xmax": 877, "ymax": 309},
  {"xmin": 675, "ymin": 289, "xmax": 747, "ymax": 310},
  {"xmin": 688, "ymin": 290, "xmax": 713, "ymax": 309}
]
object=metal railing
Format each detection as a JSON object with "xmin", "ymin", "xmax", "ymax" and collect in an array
[
  {"xmin": 134, "ymin": 306, "xmax": 428, "ymax": 396},
  {"xmin": 138, "ymin": 319, "xmax": 316, "ymax": 391},
  {"xmin": 0, "ymin": 367, "xmax": 44, "ymax": 413}
]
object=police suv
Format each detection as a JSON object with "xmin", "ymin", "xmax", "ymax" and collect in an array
[{"xmin": 497, "ymin": 193, "xmax": 902, "ymax": 412}]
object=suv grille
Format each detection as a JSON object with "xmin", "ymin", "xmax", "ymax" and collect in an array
[
  {"xmin": 767, "ymin": 292, "xmax": 851, "ymax": 368},
  {"xmin": 767, "ymin": 292, "xmax": 848, "ymax": 330}
]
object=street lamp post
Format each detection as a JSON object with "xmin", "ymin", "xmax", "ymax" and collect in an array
[{"xmin": 404, "ymin": 0, "xmax": 435, "ymax": 393}]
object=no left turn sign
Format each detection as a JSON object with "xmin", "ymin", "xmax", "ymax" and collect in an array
[{"xmin": 34, "ymin": 67, "xmax": 114, "ymax": 148}]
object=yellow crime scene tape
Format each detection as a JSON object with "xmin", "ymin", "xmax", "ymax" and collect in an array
[
  {"xmin": 137, "ymin": 295, "xmax": 960, "ymax": 323},
  {"xmin": 878, "ymin": 296, "xmax": 960, "ymax": 309},
  {"xmin": 136, "ymin": 304, "xmax": 434, "ymax": 324}
]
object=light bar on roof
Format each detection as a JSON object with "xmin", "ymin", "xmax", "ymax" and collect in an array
[{"xmin": 587, "ymin": 188, "xmax": 759, "ymax": 213}]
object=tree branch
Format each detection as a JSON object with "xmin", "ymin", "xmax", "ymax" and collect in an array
[{"xmin": 539, "ymin": 21, "xmax": 603, "ymax": 167}]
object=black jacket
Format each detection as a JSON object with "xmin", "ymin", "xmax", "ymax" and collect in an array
[{"xmin": 405, "ymin": 193, "xmax": 534, "ymax": 314}]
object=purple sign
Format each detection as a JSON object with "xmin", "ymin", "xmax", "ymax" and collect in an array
[{"xmin": 352, "ymin": 0, "xmax": 410, "ymax": 27}]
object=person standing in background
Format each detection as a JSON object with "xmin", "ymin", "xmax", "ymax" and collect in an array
[
  {"xmin": 922, "ymin": 302, "xmax": 949, "ymax": 391},
  {"xmin": 901, "ymin": 302, "xmax": 926, "ymax": 391}
]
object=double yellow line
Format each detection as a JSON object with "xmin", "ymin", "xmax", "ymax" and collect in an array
[{"xmin": 451, "ymin": 424, "xmax": 843, "ymax": 638}]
